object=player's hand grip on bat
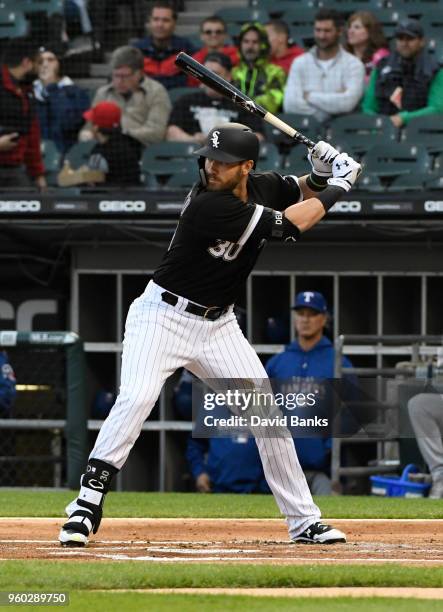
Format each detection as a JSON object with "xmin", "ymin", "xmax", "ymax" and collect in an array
[
  {"xmin": 327, "ymin": 152, "xmax": 362, "ymax": 192},
  {"xmin": 307, "ymin": 141, "xmax": 340, "ymax": 178}
]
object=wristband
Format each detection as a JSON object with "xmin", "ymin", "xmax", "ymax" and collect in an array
[
  {"xmin": 315, "ymin": 185, "xmax": 346, "ymax": 212},
  {"xmin": 306, "ymin": 172, "xmax": 328, "ymax": 192}
]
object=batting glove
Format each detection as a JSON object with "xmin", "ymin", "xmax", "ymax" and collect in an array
[
  {"xmin": 328, "ymin": 153, "xmax": 362, "ymax": 192},
  {"xmin": 308, "ymin": 141, "xmax": 340, "ymax": 177}
]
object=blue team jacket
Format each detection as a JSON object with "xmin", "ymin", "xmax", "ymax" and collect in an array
[
  {"xmin": 265, "ymin": 336, "xmax": 354, "ymax": 471},
  {"xmin": 0, "ymin": 351, "xmax": 16, "ymax": 417}
]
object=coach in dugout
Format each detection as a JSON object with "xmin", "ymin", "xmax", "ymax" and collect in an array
[
  {"xmin": 0, "ymin": 38, "xmax": 46, "ymax": 190},
  {"xmin": 167, "ymin": 52, "xmax": 264, "ymax": 144},
  {"xmin": 362, "ymin": 19, "xmax": 443, "ymax": 128},
  {"xmin": 0, "ymin": 350, "xmax": 16, "ymax": 419},
  {"xmin": 265, "ymin": 291, "xmax": 355, "ymax": 495}
]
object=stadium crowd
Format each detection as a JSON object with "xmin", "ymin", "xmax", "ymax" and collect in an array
[{"xmin": 0, "ymin": 0, "xmax": 442, "ymax": 188}]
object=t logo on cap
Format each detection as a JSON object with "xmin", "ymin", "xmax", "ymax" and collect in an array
[
  {"xmin": 211, "ymin": 130, "xmax": 220, "ymax": 148},
  {"xmin": 293, "ymin": 291, "xmax": 328, "ymax": 313}
]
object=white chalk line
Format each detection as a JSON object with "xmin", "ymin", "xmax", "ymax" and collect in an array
[{"xmin": 1, "ymin": 517, "xmax": 443, "ymax": 523}]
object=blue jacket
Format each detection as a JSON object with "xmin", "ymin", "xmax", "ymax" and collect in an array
[
  {"xmin": 34, "ymin": 78, "xmax": 90, "ymax": 153},
  {"xmin": 186, "ymin": 435, "xmax": 270, "ymax": 494},
  {"xmin": 0, "ymin": 351, "xmax": 16, "ymax": 417},
  {"xmin": 265, "ymin": 336, "xmax": 355, "ymax": 471}
]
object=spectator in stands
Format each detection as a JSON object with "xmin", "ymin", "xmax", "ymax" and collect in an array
[
  {"xmin": 283, "ymin": 8, "xmax": 365, "ymax": 123},
  {"xmin": 166, "ymin": 52, "xmax": 264, "ymax": 144},
  {"xmin": 408, "ymin": 391, "xmax": 443, "ymax": 499},
  {"xmin": 265, "ymin": 19, "xmax": 304, "ymax": 75},
  {"xmin": 174, "ymin": 370, "xmax": 269, "ymax": 494},
  {"xmin": 34, "ymin": 47, "xmax": 90, "ymax": 154},
  {"xmin": 84, "ymin": 101, "xmax": 142, "ymax": 186},
  {"xmin": 362, "ymin": 19, "xmax": 443, "ymax": 128},
  {"xmin": 132, "ymin": 0, "xmax": 195, "ymax": 90},
  {"xmin": 232, "ymin": 22, "xmax": 286, "ymax": 114},
  {"xmin": 191, "ymin": 16, "xmax": 239, "ymax": 71},
  {"xmin": 266, "ymin": 291, "xmax": 355, "ymax": 495},
  {"xmin": 80, "ymin": 46, "xmax": 171, "ymax": 147},
  {"xmin": 0, "ymin": 39, "xmax": 46, "ymax": 189},
  {"xmin": 345, "ymin": 11, "xmax": 389, "ymax": 83},
  {"xmin": 0, "ymin": 349, "xmax": 16, "ymax": 419}
]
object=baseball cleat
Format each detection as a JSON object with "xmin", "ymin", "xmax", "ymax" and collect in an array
[
  {"xmin": 292, "ymin": 521, "xmax": 346, "ymax": 544},
  {"xmin": 59, "ymin": 528, "xmax": 88, "ymax": 547}
]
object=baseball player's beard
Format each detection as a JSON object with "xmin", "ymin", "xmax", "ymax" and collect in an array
[{"xmin": 207, "ymin": 169, "xmax": 243, "ymax": 192}]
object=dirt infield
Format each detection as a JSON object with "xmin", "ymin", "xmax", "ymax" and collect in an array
[{"xmin": 0, "ymin": 518, "xmax": 442, "ymax": 566}]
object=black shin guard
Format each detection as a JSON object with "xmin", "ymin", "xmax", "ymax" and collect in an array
[{"xmin": 74, "ymin": 459, "xmax": 118, "ymax": 533}]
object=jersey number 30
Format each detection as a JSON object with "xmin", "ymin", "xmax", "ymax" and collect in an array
[{"xmin": 208, "ymin": 240, "xmax": 243, "ymax": 261}]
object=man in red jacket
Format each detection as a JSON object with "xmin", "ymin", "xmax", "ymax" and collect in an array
[
  {"xmin": 189, "ymin": 16, "xmax": 239, "ymax": 85},
  {"xmin": 0, "ymin": 38, "xmax": 46, "ymax": 189}
]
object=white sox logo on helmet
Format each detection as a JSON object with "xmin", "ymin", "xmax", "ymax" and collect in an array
[{"xmin": 211, "ymin": 130, "xmax": 220, "ymax": 148}]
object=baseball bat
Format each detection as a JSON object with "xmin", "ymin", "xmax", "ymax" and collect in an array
[{"xmin": 175, "ymin": 52, "xmax": 315, "ymax": 149}]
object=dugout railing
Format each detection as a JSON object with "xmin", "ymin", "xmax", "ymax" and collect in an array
[{"xmin": 332, "ymin": 334, "xmax": 443, "ymax": 492}]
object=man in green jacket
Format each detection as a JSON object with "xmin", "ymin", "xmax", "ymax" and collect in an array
[
  {"xmin": 232, "ymin": 22, "xmax": 286, "ymax": 114},
  {"xmin": 362, "ymin": 19, "xmax": 443, "ymax": 127}
]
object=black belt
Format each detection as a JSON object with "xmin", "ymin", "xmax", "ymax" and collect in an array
[{"xmin": 161, "ymin": 291, "xmax": 229, "ymax": 321}]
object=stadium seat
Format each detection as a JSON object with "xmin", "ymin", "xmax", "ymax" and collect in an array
[
  {"xmin": 428, "ymin": 39, "xmax": 443, "ymax": 66},
  {"xmin": 402, "ymin": 116, "xmax": 443, "ymax": 154},
  {"xmin": 424, "ymin": 175, "xmax": 443, "ymax": 190},
  {"xmin": 317, "ymin": 0, "xmax": 384, "ymax": 15},
  {"xmin": 266, "ymin": 1, "xmax": 316, "ymax": 18},
  {"xmin": 283, "ymin": 145, "xmax": 309, "ymax": 175},
  {"xmin": 354, "ymin": 172, "xmax": 384, "ymax": 192},
  {"xmin": 64, "ymin": 141, "xmax": 96, "ymax": 170},
  {"xmin": 385, "ymin": 0, "xmax": 438, "ymax": 19},
  {"xmin": 250, "ymin": 0, "xmax": 313, "ymax": 9},
  {"xmin": 19, "ymin": 0, "xmax": 63, "ymax": 16},
  {"xmin": 256, "ymin": 142, "xmax": 281, "ymax": 171},
  {"xmin": 369, "ymin": 8, "xmax": 406, "ymax": 39},
  {"xmin": 41, "ymin": 139, "xmax": 61, "ymax": 186},
  {"xmin": 168, "ymin": 87, "xmax": 197, "ymax": 105},
  {"xmin": 362, "ymin": 143, "xmax": 432, "ymax": 179},
  {"xmin": 328, "ymin": 114, "xmax": 398, "ymax": 159},
  {"xmin": 0, "ymin": 7, "xmax": 27, "ymax": 38},
  {"xmin": 215, "ymin": 7, "xmax": 267, "ymax": 28},
  {"xmin": 264, "ymin": 113, "xmax": 323, "ymax": 152},
  {"xmin": 166, "ymin": 160, "xmax": 200, "ymax": 188},
  {"xmin": 387, "ymin": 174, "xmax": 426, "ymax": 192},
  {"xmin": 141, "ymin": 141, "xmax": 200, "ymax": 186},
  {"xmin": 273, "ymin": 6, "xmax": 317, "ymax": 27}
]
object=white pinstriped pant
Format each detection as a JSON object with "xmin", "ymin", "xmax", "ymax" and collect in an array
[{"xmin": 91, "ymin": 280, "xmax": 321, "ymax": 537}]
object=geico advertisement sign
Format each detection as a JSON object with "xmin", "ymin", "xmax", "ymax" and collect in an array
[
  {"xmin": 99, "ymin": 201, "xmax": 146, "ymax": 212},
  {"xmin": 329, "ymin": 201, "xmax": 362, "ymax": 213},
  {"xmin": 424, "ymin": 201, "xmax": 443, "ymax": 213},
  {"xmin": 0, "ymin": 201, "xmax": 41, "ymax": 212}
]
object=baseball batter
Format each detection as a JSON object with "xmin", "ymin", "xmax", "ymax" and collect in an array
[{"xmin": 59, "ymin": 123, "xmax": 361, "ymax": 547}]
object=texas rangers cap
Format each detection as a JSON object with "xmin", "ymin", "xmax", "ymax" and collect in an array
[
  {"xmin": 395, "ymin": 19, "xmax": 424, "ymax": 39},
  {"xmin": 194, "ymin": 123, "xmax": 259, "ymax": 166},
  {"xmin": 83, "ymin": 101, "xmax": 121, "ymax": 129},
  {"xmin": 293, "ymin": 291, "xmax": 328, "ymax": 313}
]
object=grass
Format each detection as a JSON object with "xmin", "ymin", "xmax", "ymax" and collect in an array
[
  {"xmin": 0, "ymin": 491, "xmax": 442, "ymax": 519},
  {"xmin": 1, "ymin": 562, "xmax": 443, "ymax": 590},
  {"xmin": 30, "ymin": 594, "xmax": 443, "ymax": 612}
]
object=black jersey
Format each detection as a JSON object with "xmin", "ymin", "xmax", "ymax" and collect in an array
[{"xmin": 153, "ymin": 171, "xmax": 302, "ymax": 307}]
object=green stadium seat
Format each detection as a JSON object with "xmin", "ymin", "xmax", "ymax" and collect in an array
[
  {"xmin": 0, "ymin": 7, "xmax": 27, "ymax": 38},
  {"xmin": 387, "ymin": 174, "xmax": 426, "ymax": 192},
  {"xmin": 317, "ymin": 0, "xmax": 384, "ymax": 15},
  {"xmin": 369, "ymin": 8, "xmax": 406, "ymax": 39},
  {"xmin": 168, "ymin": 87, "xmax": 197, "ymax": 105},
  {"xmin": 362, "ymin": 143, "xmax": 432, "ymax": 178},
  {"xmin": 283, "ymin": 145, "xmax": 309, "ymax": 176},
  {"xmin": 424, "ymin": 175, "xmax": 443, "ymax": 190},
  {"xmin": 215, "ymin": 7, "xmax": 267, "ymax": 28},
  {"xmin": 385, "ymin": 0, "xmax": 438, "ymax": 19},
  {"xmin": 267, "ymin": 1, "xmax": 317, "ymax": 18},
  {"xmin": 256, "ymin": 142, "xmax": 281, "ymax": 171},
  {"xmin": 354, "ymin": 172, "xmax": 384, "ymax": 192},
  {"xmin": 141, "ymin": 141, "xmax": 200, "ymax": 186},
  {"xmin": 264, "ymin": 113, "xmax": 323, "ymax": 152},
  {"xmin": 328, "ymin": 114, "xmax": 398, "ymax": 159},
  {"xmin": 166, "ymin": 160, "xmax": 200, "ymax": 188},
  {"xmin": 19, "ymin": 0, "xmax": 63, "ymax": 16},
  {"xmin": 41, "ymin": 139, "xmax": 61, "ymax": 186},
  {"xmin": 64, "ymin": 141, "xmax": 96, "ymax": 170},
  {"xmin": 274, "ymin": 6, "xmax": 317, "ymax": 27},
  {"xmin": 428, "ymin": 39, "xmax": 443, "ymax": 66},
  {"xmin": 250, "ymin": 0, "xmax": 313, "ymax": 9},
  {"xmin": 402, "ymin": 115, "xmax": 443, "ymax": 154}
]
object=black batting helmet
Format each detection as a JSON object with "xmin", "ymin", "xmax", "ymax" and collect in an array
[{"xmin": 194, "ymin": 123, "xmax": 260, "ymax": 168}]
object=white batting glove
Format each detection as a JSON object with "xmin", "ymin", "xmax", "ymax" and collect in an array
[
  {"xmin": 308, "ymin": 141, "xmax": 340, "ymax": 177},
  {"xmin": 327, "ymin": 152, "xmax": 362, "ymax": 192}
]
